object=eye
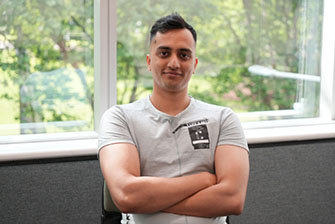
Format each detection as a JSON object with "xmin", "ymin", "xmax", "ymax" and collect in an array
[
  {"xmin": 179, "ymin": 53, "xmax": 191, "ymax": 60},
  {"xmin": 158, "ymin": 51, "xmax": 169, "ymax": 57}
]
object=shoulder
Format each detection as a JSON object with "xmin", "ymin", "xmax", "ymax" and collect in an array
[
  {"xmin": 192, "ymin": 98, "xmax": 235, "ymax": 115},
  {"xmin": 118, "ymin": 97, "xmax": 148, "ymax": 111},
  {"xmin": 191, "ymin": 98, "xmax": 242, "ymax": 129},
  {"xmin": 103, "ymin": 97, "xmax": 148, "ymax": 118}
]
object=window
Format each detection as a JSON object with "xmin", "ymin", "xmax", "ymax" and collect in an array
[
  {"xmin": 0, "ymin": 0, "xmax": 334, "ymax": 161},
  {"xmin": 116, "ymin": 0, "xmax": 325, "ymax": 123},
  {"xmin": 0, "ymin": 0, "xmax": 94, "ymax": 136}
]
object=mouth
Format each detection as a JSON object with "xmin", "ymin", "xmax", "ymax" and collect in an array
[{"xmin": 162, "ymin": 71, "xmax": 183, "ymax": 76}]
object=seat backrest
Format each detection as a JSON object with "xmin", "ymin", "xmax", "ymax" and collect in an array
[
  {"xmin": 103, "ymin": 181, "xmax": 120, "ymax": 213},
  {"xmin": 102, "ymin": 181, "xmax": 122, "ymax": 224}
]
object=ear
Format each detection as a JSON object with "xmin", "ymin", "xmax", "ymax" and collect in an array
[
  {"xmin": 146, "ymin": 54, "xmax": 151, "ymax": 71},
  {"xmin": 193, "ymin": 57, "xmax": 199, "ymax": 74}
]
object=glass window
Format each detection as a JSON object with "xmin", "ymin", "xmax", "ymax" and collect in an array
[
  {"xmin": 0, "ymin": 0, "xmax": 333, "ymax": 160},
  {"xmin": 0, "ymin": 0, "xmax": 94, "ymax": 135},
  {"xmin": 116, "ymin": 0, "xmax": 324, "ymax": 122},
  {"xmin": 0, "ymin": 0, "xmax": 330, "ymax": 140}
]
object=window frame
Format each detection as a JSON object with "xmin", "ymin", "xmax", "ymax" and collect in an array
[
  {"xmin": 0, "ymin": 0, "xmax": 334, "ymax": 162},
  {"xmin": 319, "ymin": 0, "xmax": 335, "ymax": 121}
]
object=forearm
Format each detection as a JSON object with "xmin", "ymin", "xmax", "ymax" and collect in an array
[
  {"xmin": 163, "ymin": 182, "xmax": 246, "ymax": 217},
  {"xmin": 111, "ymin": 172, "xmax": 216, "ymax": 214},
  {"xmin": 164, "ymin": 146, "xmax": 249, "ymax": 218}
]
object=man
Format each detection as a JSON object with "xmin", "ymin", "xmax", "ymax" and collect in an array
[{"xmin": 98, "ymin": 13, "xmax": 249, "ymax": 224}]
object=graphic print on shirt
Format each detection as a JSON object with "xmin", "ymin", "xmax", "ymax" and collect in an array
[
  {"xmin": 172, "ymin": 119, "xmax": 210, "ymax": 150},
  {"xmin": 188, "ymin": 124, "xmax": 210, "ymax": 149}
]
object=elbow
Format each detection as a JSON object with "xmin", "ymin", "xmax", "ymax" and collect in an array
[
  {"xmin": 213, "ymin": 195, "xmax": 245, "ymax": 217},
  {"xmin": 111, "ymin": 184, "xmax": 138, "ymax": 213},
  {"xmin": 114, "ymin": 196, "xmax": 133, "ymax": 213},
  {"xmin": 230, "ymin": 201, "xmax": 245, "ymax": 215},
  {"xmin": 117, "ymin": 195, "xmax": 157, "ymax": 214},
  {"xmin": 114, "ymin": 193, "xmax": 140, "ymax": 214},
  {"xmin": 113, "ymin": 183, "xmax": 147, "ymax": 213},
  {"xmin": 108, "ymin": 178, "xmax": 142, "ymax": 213},
  {"xmin": 229, "ymin": 194, "xmax": 246, "ymax": 215}
]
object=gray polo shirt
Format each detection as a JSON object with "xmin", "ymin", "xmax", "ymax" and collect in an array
[{"xmin": 98, "ymin": 96, "xmax": 249, "ymax": 224}]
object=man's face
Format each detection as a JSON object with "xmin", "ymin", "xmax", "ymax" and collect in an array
[{"xmin": 146, "ymin": 28, "xmax": 198, "ymax": 94}]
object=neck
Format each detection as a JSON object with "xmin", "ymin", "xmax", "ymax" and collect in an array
[{"xmin": 150, "ymin": 89, "xmax": 190, "ymax": 116}]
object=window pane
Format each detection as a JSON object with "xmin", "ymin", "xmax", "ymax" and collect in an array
[
  {"xmin": 0, "ymin": 0, "xmax": 94, "ymax": 135},
  {"xmin": 117, "ymin": 0, "xmax": 323, "ymax": 122}
]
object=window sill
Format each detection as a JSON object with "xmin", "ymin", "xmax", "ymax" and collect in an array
[
  {"xmin": 244, "ymin": 121, "xmax": 335, "ymax": 144},
  {"xmin": 0, "ymin": 120, "xmax": 334, "ymax": 162},
  {"xmin": 0, "ymin": 131, "xmax": 98, "ymax": 162}
]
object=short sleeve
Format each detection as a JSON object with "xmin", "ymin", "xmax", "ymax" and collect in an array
[
  {"xmin": 218, "ymin": 108, "xmax": 249, "ymax": 152},
  {"xmin": 97, "ymin": 106, "xmax": 135, "ymax": 155}
]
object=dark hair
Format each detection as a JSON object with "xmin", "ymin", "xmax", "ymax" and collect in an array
[{"xmin": 150, "ymin": 13, "xmax": 197, "ymax": 44}]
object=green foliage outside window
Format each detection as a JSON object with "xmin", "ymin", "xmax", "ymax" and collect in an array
[
  {"xmin": 116, "ymin": 0, "xmax": 322, "ymax": 118},
  {"xmin": 0, "ymin": 0, "xmax": 94, "ymax": 135},
  {"xmin": 0, "ymin": 0, "xmax": 323, "ymax": 135}
]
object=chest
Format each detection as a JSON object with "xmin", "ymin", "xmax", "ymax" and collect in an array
[{"xmin": 130, "ymin": 117, "xmax": 220, "ymax": 177}]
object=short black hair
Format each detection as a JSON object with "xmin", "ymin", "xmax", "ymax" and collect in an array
[{"xmin": 150, "ymin": 13, "xmax": 197, "ymax": 44}]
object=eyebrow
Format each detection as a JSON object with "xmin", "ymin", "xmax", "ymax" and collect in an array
[
  {"xmin": 156, "ymin": 46, "xmax": 193, "ymax": 54},
  {"xmin": 157, "ymin": 46, "xmax": 171, "ymax": 51},
  {"xmin": 179, "ymin": 48, "xmax": 193, "ymax": 54}
]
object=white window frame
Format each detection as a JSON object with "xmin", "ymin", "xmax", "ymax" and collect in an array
[
  {"xmin": 0, "ymin": 0, "xmax": 334, "ymax": 162},
  {"xmin": 243, "ymin": 0, "xmax": 335, "ymax": 143}
]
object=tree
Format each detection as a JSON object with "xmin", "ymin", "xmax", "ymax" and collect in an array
[{"xmin": 0, "ymin": 0, "xmax": 94, "ymax": 134}]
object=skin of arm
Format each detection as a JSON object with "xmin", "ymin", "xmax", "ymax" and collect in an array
[
  {"xmin": 163, "ymin": 144, "xmax": 250, "ymax": 217},
  {"xmin": 99, "ymin": 143, "xmax": 217, "ymax": 214}
]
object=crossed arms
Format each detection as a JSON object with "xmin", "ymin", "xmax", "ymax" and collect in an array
[{"xmin": 99, "ymin": 143, "xmax": 249, "ymax": 218}]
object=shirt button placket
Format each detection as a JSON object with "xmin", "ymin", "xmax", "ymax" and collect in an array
[{"xmin": 169, "ymin": 118, "xmax": 183, "ymax": 176}]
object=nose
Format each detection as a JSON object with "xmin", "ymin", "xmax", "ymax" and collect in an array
[{"xmin": 167, "ymin": 54, "xmax": 180, "ymax": 70}]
